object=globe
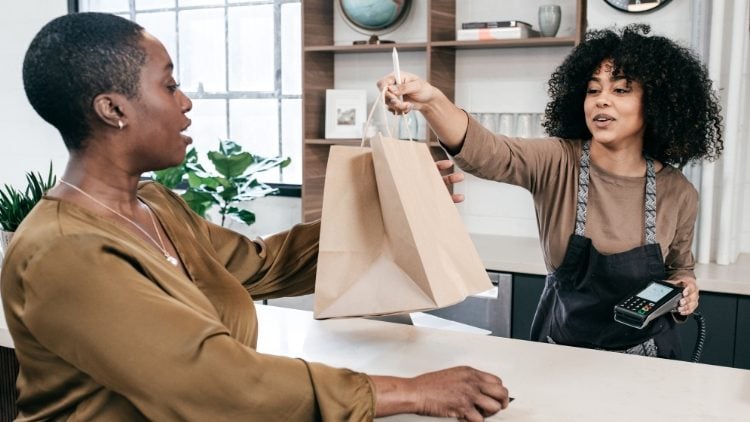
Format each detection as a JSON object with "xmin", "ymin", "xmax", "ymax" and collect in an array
[{"xmin": 338, "ymin": 0, "xmax": 413, "ymax": 44}]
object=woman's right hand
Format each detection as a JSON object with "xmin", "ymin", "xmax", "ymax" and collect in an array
[
  {"xmin": 377, "ymin": 72, "xmax": 438, "ymax": 115},
  {"xmin": 370, "ymin": 366, "xmax": 510, "ymax": 421}
]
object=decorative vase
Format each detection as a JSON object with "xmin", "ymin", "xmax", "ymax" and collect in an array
[{"xmin": 538, "ymin": 5, "xmax": 562, "ymax": 38}]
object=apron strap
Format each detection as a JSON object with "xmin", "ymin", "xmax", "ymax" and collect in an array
[
  {"xmin": 575, "ymin": 141, "xmax": 657, "ymax": 245},
  {"xmin": 574, "ymin": 141, "xmax": 591, "ymax": 237},
  {"xmin": 644, "ymin": 157, "xmax": 657, "ymax": 245}
]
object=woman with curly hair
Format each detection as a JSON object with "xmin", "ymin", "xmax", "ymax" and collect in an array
[{"xmin": 378, "ymin": 24, "xmax": 723, "ymax": 359}]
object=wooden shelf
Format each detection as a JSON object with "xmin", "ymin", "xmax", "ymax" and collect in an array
[
  {"xmin": 306, "ymin": 138, "xmax": 441, "ymax": 147},
  {"xmin": 301, "ymin": 0, "xmax": 588, "ymax": 222},
  {"xmin": 305, "ymin": 138, "xmax": 363, "ymax": 145},
  {"xmin": 304, "ymin": 42, "xmax": 428, "ymax": 53},
  {"xmin": 431, "ymin": 36, "xmax": 578, "ymax": 50},
  {"xmin": 304, "ymin": 37, "xmax": 576, "ymax": 53}
]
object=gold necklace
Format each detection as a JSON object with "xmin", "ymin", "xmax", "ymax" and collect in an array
[{"xmin": 59, "ymin": 179, "xmax": 180, "ymax": 266}]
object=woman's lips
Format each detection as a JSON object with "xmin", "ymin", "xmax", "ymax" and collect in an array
[
  {"xmin": 181, "ymin": 119, "xmax": 193, "ymax": 144},
  {"xmin": 592, "ymin": 114, "xmax": 614, "ymax": 129}
]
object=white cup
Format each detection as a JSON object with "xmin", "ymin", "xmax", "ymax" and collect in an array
[
  {"xmin": 516, "ymin": 113, "xmax": 532, "ymax": 138},
  {"xmin": 531, "ymin": 113, "xmax": 545, "ymax": 138},
  {"xmin": 480, "ymin": 113, "xmax": 499, "ymax": 134},
  {"xmin": 498, "ymin": 113, "xmax": 516, "ymax": 137},
  {"xmin": 538, "ymin": 5, "xmax": 562, "ymax": 37}
]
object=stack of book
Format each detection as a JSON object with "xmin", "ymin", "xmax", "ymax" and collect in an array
[{"xmin": 456, "ymin": 20, "xmax": 540, "ymax": 41}]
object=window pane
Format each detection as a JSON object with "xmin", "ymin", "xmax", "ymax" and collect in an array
[
  {"xmin": 186, "ymin": 99, "xmax": 228, "ymax": 172},
  {"xmin": 85, "ymin": 0, "xmax": 303, "ymax": 186},
  {"xmin": 281, "ymin": 99, "xmax": 302, "ymax": 184},
  {"xmin": 134, "ymin": 0, "xmax": 174, "ymax": 10},
  {"xmin": 80, "ymin": 0, "xmax": 129, "ymax": 12},
  {"xmin": 136, "ymin": 12, "xmax": 177, "ymax": 72},
  {"xmin": 179, "ymin": 8, "xmax": 226, "ymax": 92},
  {"xmin": 179, "ymin": 0, "xmax": 223, "ymax": 7},
  {"xmin": 228, "ymin": 5, "xmax": 274, "ymax": 92},
  {"xmin": 281, "ymin": 3, "xmax": 301, "ymax": 95},
  {"xmin": 229, "ymin": 99, "xmax": 280, "ymax": 183}
]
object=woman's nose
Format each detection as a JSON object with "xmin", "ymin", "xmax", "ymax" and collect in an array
[
  {"xmin": 595, "ymin": 95, "xmax": 610, "ymax": 107},
  {"xmin": 180, "ymin": 90, "xmax": 193, "ymax": 113}
]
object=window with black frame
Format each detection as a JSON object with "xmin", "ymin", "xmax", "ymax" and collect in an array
[{"xmin": 75, "ymin": 0, "xmax": 302, "ymax": 193}]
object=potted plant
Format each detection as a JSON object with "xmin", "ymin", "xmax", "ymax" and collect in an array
[
  {"xmin": 152, "ymin": 140, "xmax": 290, "ymax": 227},
  {"xmin": 0, "ymin": 163, "xmax": 57, "ymax": 253}
]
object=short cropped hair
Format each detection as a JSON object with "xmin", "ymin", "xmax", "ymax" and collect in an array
[
  {"xmin": 543, "ymin": 24, "xmax": 723, "ymax": 167},
  {"xmin": 22, "ymin": 13, "xmax": 146, "ymax": 150}
]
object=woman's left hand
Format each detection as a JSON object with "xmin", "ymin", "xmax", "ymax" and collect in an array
[{"xmin": 669, "ymin": 277, "xmax": 700, "ymax": 315}]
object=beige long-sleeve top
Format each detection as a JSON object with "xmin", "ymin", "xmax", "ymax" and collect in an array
[
  {"xmin": 1, "ymin": 182, "xmax": 374, "ymax": 421},
  {"xmin": 451, "ymin": 116, "xmax": 697, "ymax": 280}
]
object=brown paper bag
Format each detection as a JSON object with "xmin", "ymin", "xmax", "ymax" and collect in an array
[{"xmin": 313, "ymin": 134, "xmax": 491, "ymax": 319}]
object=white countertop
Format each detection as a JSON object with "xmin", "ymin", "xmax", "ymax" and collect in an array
[
  {"xmin": 471, "ymin": 233, "xmax": 750, "ymax": 296},
  {"xmin": 257, "ymin": 305, "xmax": 750, "ymax": 421}
]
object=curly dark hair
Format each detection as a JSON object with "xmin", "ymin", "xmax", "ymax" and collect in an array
[
  {"xmin": 543, "ymin": 24, "xmax": 723, "ymax": 167},
  {"xmin": 22, "ymin": 13, "xmax": 146, "ymax": 151}
]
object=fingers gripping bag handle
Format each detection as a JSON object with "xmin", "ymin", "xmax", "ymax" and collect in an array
[{"xmin": 360, "ymin": 86, "xmax": 414, "ymax": 148}]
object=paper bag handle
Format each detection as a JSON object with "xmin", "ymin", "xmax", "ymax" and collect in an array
[{"xmin": 361, "ymin": 87, "xmax": 413, "ymax": 148}]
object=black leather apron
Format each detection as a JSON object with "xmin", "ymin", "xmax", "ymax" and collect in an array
[{"xmin": 530, "ymin": 141, "xmax": 681, "ymax": 358}]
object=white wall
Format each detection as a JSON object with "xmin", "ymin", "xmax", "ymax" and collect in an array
[{"xmin": 0, "ymin": 1, "xmax": 69, "ymax": 189}]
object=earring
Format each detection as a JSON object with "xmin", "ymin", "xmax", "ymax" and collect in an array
[{"xmin": 118, "ymin": 120, "xmax": 124, "ymax": 130}]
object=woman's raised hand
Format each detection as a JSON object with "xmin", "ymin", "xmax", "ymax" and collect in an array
[
  {"xmin": 377, "ymin": 72, "xmax": 438, "ymax": 115},
  {"xmin": 377, "ymin": 72, "xmax": 468, "ymax": 151}
]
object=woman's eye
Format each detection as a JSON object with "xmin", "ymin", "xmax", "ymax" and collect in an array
[
  {"xmin": 586, "ymin": 88, "xmax": 600, "ymax": 94},
  {"xmin": 167, "ymin": 83, "xmax": 181, "ymax": 93}
]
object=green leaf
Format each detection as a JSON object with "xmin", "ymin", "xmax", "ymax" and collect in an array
[
  {"xmin": 0, "ymin": 162, "xmax": 56, "ymax": 231},
  {"xmin": 246, "ymin": 156, "xmax": 291, "ymax": 175},
  {"xmin": 219, "ymin": 185, "xmax": 239, "ymax": 203},
  {"xmin": 234, "ymin": 184, "xmax": 279, "ymax": 201},
  {"xmin": 226, "ymin": 207, "xmax": 256, "ymax": 226},
  {"xmin": 209, "ymin": 150, "xmax": 253, "ymax": 178},
  {"xmin": 187, "ymin": 172, "xmax": 222, "ymax": 190},
  {"xmin": 219, "ymin": 140, "xmax": 243, "ymax": 156},
  {"xmin": 152, "ymin": 166, "xmax": 186, "ymax": 189},
  {"xmin": 184, "ymin": 147, "xmax": 199, "ymax": 163}
]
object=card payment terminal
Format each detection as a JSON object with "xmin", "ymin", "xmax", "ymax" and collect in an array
[{"xmin": 613, "ymin": 280, "xmax": 682, "ymax": 329}]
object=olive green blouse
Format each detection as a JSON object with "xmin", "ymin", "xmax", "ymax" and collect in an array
[{"xmin": 1, "ymin": 182, "xmax": 374, "ymax": 421}]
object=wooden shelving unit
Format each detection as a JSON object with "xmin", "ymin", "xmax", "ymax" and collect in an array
[{"xmin": 301, "ymin": 0, "xmax": 588, "ymax": 222}]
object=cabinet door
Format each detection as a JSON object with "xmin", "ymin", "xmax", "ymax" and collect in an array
[
  {"xmin": 427, "ymin": 272, "xmax": 512, "ymax": 337},
  {"xmin": 0, "ymin": 346, "xmax": 19, "ymax": 421},
  {"xmin": 511, "ymin": 274, "xmax": 546, "ymax": 340},
  {"xmin": 734, "ymin": 296, "xmax": 750, "ymax": 369},
  {"xmin": 676, "ymin": 292, "xmax": 737, "ymax": 367}
]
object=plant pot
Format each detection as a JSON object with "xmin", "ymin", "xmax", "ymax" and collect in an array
[{"xmin": 0, "ymin": 230, "xmax": 13, "ymax": 261}]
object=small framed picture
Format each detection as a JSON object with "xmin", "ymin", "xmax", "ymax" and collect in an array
[{"xmin": 325, "ymin": 89, "xmax": 367, "ymax": 139}]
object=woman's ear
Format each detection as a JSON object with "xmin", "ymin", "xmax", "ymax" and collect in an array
[{"xmin": 92, "ymin": 93, "xmax": 129, "ymax": 130}]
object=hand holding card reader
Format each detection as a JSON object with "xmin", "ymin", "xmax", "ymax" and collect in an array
[{"xmin": 614, "ymin": 280, "xmax": 683, "ymax": 329}]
